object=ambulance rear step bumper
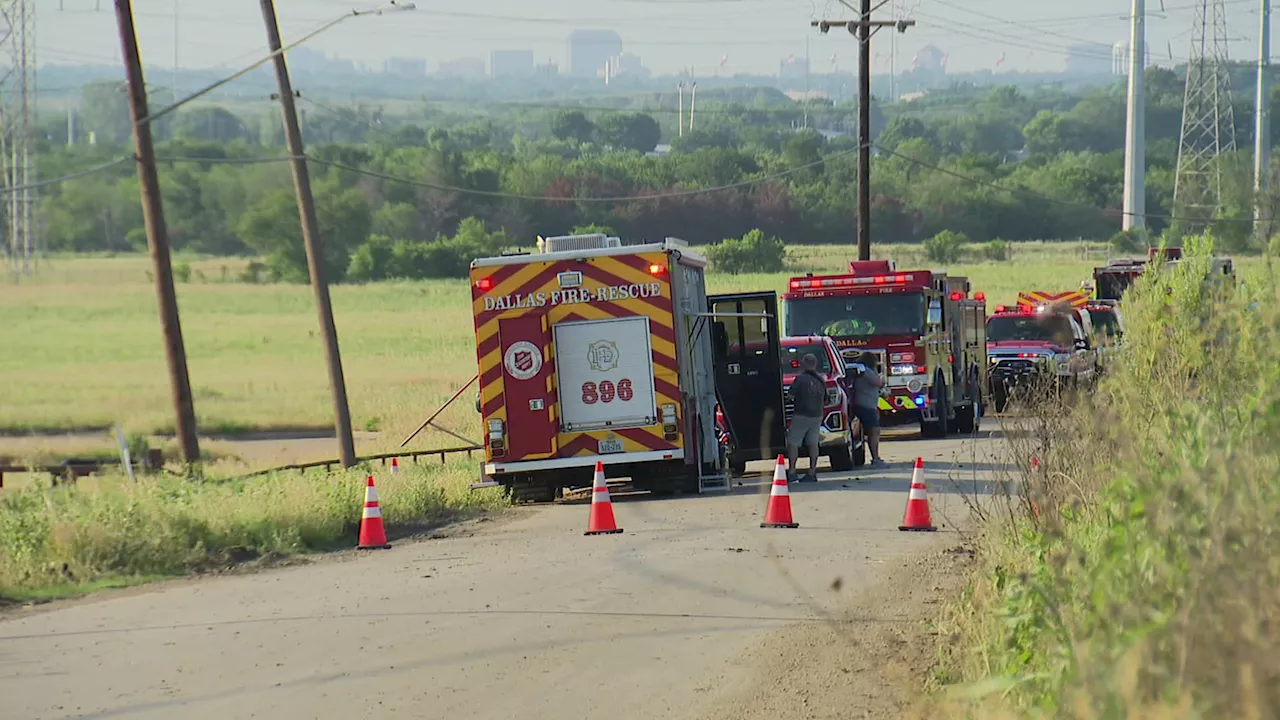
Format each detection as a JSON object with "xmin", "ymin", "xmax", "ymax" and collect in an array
[{"xmin": 473, "ymin": 449, "xmax": 685, "ymax": 485}]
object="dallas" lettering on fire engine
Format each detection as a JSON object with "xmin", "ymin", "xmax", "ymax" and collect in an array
[{"xmin": 482, "ymin": 282, "xmax": 662, "ymax": 312}]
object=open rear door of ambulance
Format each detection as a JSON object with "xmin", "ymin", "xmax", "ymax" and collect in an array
[{"xmin": 707, "ymin": 292, "xmax": 786, "ymax": 466}]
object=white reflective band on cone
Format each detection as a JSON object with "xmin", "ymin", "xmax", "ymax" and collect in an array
[
  {"xmin": 772, "ymin": 481, "xmax": 790, "ymax": 496},
  {"xmin": 908, "ymin": 486, "xmax": 928, "ymax": 500},
  {"xmin": 365, "ymin": 487, "xmax": 379, "ymax": 503},
  {"xmin": 362, "ymin": 505, "xmax": 382, "ymax": 519}
]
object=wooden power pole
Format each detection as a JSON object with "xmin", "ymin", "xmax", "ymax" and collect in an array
[
  {"xmin": 813, "ymin": 7, "xmax": 915, "ymax": 261},
  {"xmin": 259, "ymin": 0, "xmax": 357, "ymax": 468},
  {"xmin": 114, "ymin": 0, "xmax": 201, "ymax": 465}
]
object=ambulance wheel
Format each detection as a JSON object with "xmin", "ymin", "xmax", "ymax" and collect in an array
[{"xmin": 852, "ymin": 440, "xmax": 867, "ymax": 467}]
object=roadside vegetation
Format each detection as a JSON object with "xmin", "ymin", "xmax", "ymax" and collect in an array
[
  {"xmin": 935, "ymin": 238, "xmax": 1279, "ymax": 716},
  {"xmin": 0, "ymin": 459, "xmax": 504, "ymax": 603}
]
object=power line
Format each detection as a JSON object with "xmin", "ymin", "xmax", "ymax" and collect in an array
[{"xmin": 0, "ymin": 156, "xmax": 131, "ymax": 195}]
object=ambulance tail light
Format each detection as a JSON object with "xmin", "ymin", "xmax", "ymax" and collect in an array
[
  {"xmin": 648, "ymin": 263, "xmax": 668, "ymax": 277},
  {"xmin": 475, "ymin": 276, "xmax": 494, "ymax": 292},
  {"xmin": 660, "ymin": 403, "xmax": 679, "ymax": 440},
  {"xmin": 950, "ymin": 291, "xmax": 964, "ymax": 301},
  {"xmin": 486, "ymin": 418, "xmax": 506, "ymax": 458},
  {"xmin": 975, "ymin": 292, "xmax": 986, "ymax": 301}
]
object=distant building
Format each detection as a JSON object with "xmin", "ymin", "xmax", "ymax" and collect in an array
[
  {"xmin": 384, "ymin": 57, "xmax": 427, "ymax": 77},
  {"xmin": 1112, "ymin": 40, "xmax": 1152, "ymax": 75},
  {"xmin": 535, "ymin": 59, "xmax": 560, "ymax": 78},
  {"xmin": 437, "ymin": 57, "xmax": 486, "ymax": 78},
  {"xmin": 288, "ymin": 47, "xmax": 357, "ymax": 75},
  {"xmin": 779, "ymin": 55, "xmax": 808, "ymax": 79},
  {"xmin": 491, "ymin": 50, "xmax": 535, "ymax": 77},
  {"xmin": 912, "ymin": 44, "xmax": 946, "ymax": 73},
  {"xmin": 1064, "ymin": 44, "xmax": 1111, "ymax": 76},
  {"xmin": 568, "ymin": 29, "xmax": 623, "ymax": 77}
]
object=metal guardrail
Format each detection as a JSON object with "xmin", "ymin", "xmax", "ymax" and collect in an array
[
  {"xmin": 0, "ymin": 446, "xmax": 483, "ymax": 488},
  {"xmin": 233, "ymin": 445, "xmax": 483, "ymax": 480}
]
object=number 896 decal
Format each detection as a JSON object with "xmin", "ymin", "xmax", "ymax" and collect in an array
[{"xmin": 581, "ymin": 379, "xmax": 634, "ymax": 405}]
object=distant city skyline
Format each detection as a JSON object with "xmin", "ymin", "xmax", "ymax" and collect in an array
[{"xmin": 42, "ymin": 0, "xmax": 1274, "ymax": 79}]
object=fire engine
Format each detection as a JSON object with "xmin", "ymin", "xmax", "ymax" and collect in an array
[
  {"xmin": 467, "ymin": 234, "xmax": 787, "ymax": 502},
  {"xmin": 780, "ymin": 261, "xmax": 987, "ymax": 439}
]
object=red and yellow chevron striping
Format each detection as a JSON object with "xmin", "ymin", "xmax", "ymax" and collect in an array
[
  {"xmin": 1016, "ymin": 290, "xmax": 1089, "ymax": 310},
  {"xmin": 471, "ymin": 250, "xmax": 682, "ymax": 463}
]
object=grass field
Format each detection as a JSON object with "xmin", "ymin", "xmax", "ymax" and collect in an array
[{"xmin": 0, "ymin": 241, "xmax": 1140, "ymax": 469}]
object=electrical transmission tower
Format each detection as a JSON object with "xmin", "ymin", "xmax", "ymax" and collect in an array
[
  {"xmin": 1173, "ymin": 0, "xmax": 1236, "ymax": 229},
  {"xmin": 0, "ymin": 0, "xmax": 37, "ymax": 276}
]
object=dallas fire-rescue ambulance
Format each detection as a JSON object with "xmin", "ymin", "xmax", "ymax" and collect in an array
[
  {"xmin": 780, "ymin": 260, "xmax": 987, "ymax": 438},
  {"xmin": 468, "ymin": 234, "xmax": 731, "ymax": 503}
]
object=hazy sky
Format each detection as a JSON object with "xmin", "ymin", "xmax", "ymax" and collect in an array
[{"xmin": 43, "ymin": 0, "xmax": 1275, "ymax": 78}]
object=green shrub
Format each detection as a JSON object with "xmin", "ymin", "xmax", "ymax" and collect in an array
[
  {"xmin": 936, "ymin": 234, "xmax": 1280, "ymax": 717},
  {"xmin": 923, "ymin": 229, "xmax": 967, "ymax": 263},
  {"xmin": 347, "ymin": 217, "xmax": 509, "ymax": 282},
  {"xmin": 981, "ymin": 239, "xmax": 1009, "ymax": 262},
  {"xmin": 173, "ymin": 262, "xmax": 192, "ymax": 283},
  {"xmin": 1109, "ymin": 227, "xmax": 1145, "ymax": 254},
  {"xmin": 706, "ymin": 228, "xmax": 786, "ymax": 274}
]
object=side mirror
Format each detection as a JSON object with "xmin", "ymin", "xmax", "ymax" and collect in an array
[{"xmin": 927, "ymin": 300, "xmax": 943, "ymax": 326}]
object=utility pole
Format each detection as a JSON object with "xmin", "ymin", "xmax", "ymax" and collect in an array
[
  {"xmin": 1254, "ymin": 0, "xmax": 1271, "ymax": 237},
  {"xmin": 813, "ymin": 8, "xmax": 915, "ymax": 261},
  {"xmin": 1122, "ymin": 0, "xmax": 1146, "ymax": 236},
  {"xmin": 114, "ymin": 0, "xmax": 201, "ymax": 464},
  {"xmin": 260, "ymin": 0, "xmax": 357, "ymax": 468}
]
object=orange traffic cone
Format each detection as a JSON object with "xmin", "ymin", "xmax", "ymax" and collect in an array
[
  {"xmin": 390, "ymin": 457, "xmax": 400, "ymax": 474},
  {"xmin": 761, "ymin": 455, "xmax": 799, "ymax": 528},
  {"xmin": 357, "ymin": 475, "xmax": 391, "ymax": 549},
  {"xmin": 585, "ymin": 461, "xmax": 623, "ymax": 536},
  {"xmin": 898, "ymin": 458, "xmax": 937, "ymax": 532}
]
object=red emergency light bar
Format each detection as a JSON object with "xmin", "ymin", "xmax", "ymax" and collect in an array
[{"xmin": 788, "ymin": 273, "xmax": 915, "ymax": 291}]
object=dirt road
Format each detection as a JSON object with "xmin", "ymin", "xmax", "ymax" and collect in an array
[{"xmin": 0, "ymin": 427, "xmax": 1007, "ymax": 720}]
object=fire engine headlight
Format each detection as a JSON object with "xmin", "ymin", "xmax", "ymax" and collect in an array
[
  {"xmin": 825, "ymin": 387, "xmax": 841, "ymax": 406},
  {"xmin": 890, "ymin": 364, "xmax": 915, "ymax": 376},
  {"xmin": 907, "ymin": 378, "xmax": 924, "ymax": 394}
]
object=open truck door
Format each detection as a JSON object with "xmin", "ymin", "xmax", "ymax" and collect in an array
[{"xmin": 707, "ymin": 292, "xmax": 787, "ymax": 472}]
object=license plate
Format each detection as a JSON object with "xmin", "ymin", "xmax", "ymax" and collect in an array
[{"xmin": 598, "ymin": 439, "xmax": 624, "ymax": 454}]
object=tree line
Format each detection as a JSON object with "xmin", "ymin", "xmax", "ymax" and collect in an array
[{"xmin": 35, "ymin": 70, "xmax": 1280, "ymax": 282}]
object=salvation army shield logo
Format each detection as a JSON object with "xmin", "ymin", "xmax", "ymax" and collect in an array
[{"xmin": 503, "ymin": 341, "xmax": 543, "ymax": 381}]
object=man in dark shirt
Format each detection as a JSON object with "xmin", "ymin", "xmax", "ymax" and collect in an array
[{"xmin": 787, "ymin": 353, "xmax": 827, "ymax": 482}]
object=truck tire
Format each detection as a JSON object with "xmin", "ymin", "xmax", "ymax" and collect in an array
[
  {"xmin": 827, "ymin": 431, "xmax": 855, "ymax": 471},
  {"xmin": 954, "ymin": 375, "xmax": 981, "ymax": 435},
  {"xmin": 919, "ymin": 377, "xmax": 949, "ymax": 440},
  {"xmin": 853, "ymin": 440, "xmax": 867, "ymax": 467}
]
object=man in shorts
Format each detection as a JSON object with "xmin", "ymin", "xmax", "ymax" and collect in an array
[
  {"xmin": 850, "ymin": 351, "xmax": 888, "ymax": 466},
  {"xmin": 786, "ymin": 353, "xmax": 827, "ymax": 483}
]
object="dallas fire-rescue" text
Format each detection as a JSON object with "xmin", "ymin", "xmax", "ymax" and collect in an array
[{"xmin": 482, "ymin": 282, "xmax": 662, "ymax": 311}]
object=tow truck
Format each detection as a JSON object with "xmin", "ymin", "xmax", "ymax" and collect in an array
[
  {"xmin": 781, "ymin": 260, "xmax": 987, "ymax": 439},
  {"xmin": 986, "ymin": 300, "xmax": 1096, "ymax": 412},
  {"xmin": 467, "ymin": 234, "xmax": 788, "ymax": 502}
]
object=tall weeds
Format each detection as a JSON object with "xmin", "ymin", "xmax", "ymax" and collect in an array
[
  {"xmin": 938, "ymin": 237, "xmax": 1280, "ymax": 717},
  {"xmin": 0, "ymin": 461, "xmax": 505, "ymax": 601}
]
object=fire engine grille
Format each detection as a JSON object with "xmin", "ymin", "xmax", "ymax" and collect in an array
[{"xmin": 990, "ymin": 356, "xmax": 1048, "ymax": 383}]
